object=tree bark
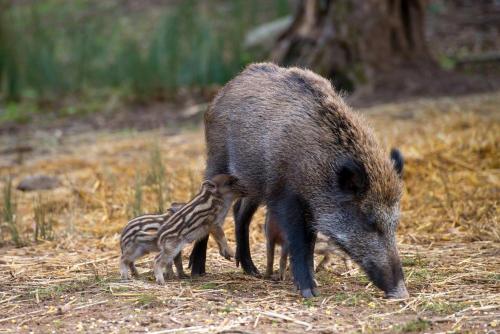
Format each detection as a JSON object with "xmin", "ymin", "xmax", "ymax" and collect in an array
[{"xmin": 272, "ymin": 0, "xmax": 432, "ymax": 92}]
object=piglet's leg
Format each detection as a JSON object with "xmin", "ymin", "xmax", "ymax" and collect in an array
[
  {"xmin": 129, "ymin": 263, "xmax": 139, "ymax": 277},
  {"xmin": 174, "ymin": 252, "xmax": 189, "ymax": 279},
  {"xmin": 153, "ymin": 252, "xmax": 168, "ymax": 285},
  {"xmin": 164, "ymin": 263, "xmax": 175, "ymax": 280},
  {"xmin": 264, "ymin": 237, "xmax": 275, "ymax": 279},
  {"xmin": 279, "ymin": 244, "xmax": 289, "ymax": 281},
  {"xmin": 120, "ymin": 256, "xmax": 131, "ymax": 280},
  {"xmin": 120, "ymin": 246, "xmax": 146, "ymax": 280},
  {"xmin": 315, "ymin": 254, "xmax": 332, "ymax": 273},
  {"xmin": 210, "ymin": 225, "xmax": 234, "ymax": 261}
]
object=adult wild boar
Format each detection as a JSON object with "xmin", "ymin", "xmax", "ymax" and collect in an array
[{"xmin": 190, "ymin": 63, "xmax": 408, "ymax": 299}]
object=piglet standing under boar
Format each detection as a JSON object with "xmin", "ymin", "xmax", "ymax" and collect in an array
[
  {"xmin": 154, "ymin": 174, "xmax": 244, "ymax": 285},
  {"xmin": 190, "ymin": 62, "xmax": 409, "ymax": 299},
  {"xmin": 120, "ymin": 201, "xmax": 235, "ymax": 281},
  {"xmin": 264, "ymin": 210, "xmax": 353, "ymax": 281},
  {"xmin": 120, "ymin": 203, "xmax": 186, "ymax": 280}
]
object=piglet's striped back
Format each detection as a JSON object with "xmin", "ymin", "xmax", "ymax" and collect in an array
[
  {"xmin": 121, "ymin": 206, "xmax": 180, "ymax": 252},
  {"xmin": 153, "ymin": 174, "xmax": 242, "ymax": 284},
  {"xmin": 157, "ymin": 180, "xmax": 223, "ymax": 245}
]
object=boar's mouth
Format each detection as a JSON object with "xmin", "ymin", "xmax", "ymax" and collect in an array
[
  {"xmin": 384, "ymin": 279, "xmax": 409, "ymax": 299},
  {"xmin": 363, "ymin": 259, "xmax": 409, "ymax": 299}
]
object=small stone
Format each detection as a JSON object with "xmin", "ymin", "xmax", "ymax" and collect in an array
[{"xmin": 17, "ymin": 175, "xmax": 60, "ymax": 191}]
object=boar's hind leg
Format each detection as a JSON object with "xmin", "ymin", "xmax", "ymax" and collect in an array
[
  {"xmin": 189, "ymin": 237, "xmax": 208, "ymax": 277},
  {"xmin": 234, "ymin": 197, "xmax": 260, "ymax": 276},
  {"xmin": 270, "ymin": 193, "xmax": 317, "ymax": 298}
]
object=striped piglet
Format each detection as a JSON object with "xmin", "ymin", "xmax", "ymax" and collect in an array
[
  {"xmin": 120, "ymin": 190, "xmax": 236, "ymax": 280},
  {"xmin": 120, "ymin": 203, "xmax": 185, "ymax": 280},
  {"xmin": 153, "ymin": 174, "xmax": 244, "ymax": 284},
  {"xmin": 264, "ymin": 211, "xmax": 353, "ymax": 280}
]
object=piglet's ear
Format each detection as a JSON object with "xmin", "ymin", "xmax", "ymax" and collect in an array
[
  {"xmin": 169, "ymin": 202, "xmax": 185, "ymax": 213},
  {"xmin": 211, "ymin": 174, "xmax": 239, "ymax": 190},
  {"xmin": 225, "ymin": 175, "xmax": 239, "ymax": 187},
  {"xmin": 390, "ymin": 148, "xmax": 404, "ymax": 177},
  {"xmin": 337, "ymin": 159, "xmax": 368, "ymax": 195}
]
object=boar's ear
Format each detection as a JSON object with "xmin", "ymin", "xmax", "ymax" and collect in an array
[
  {"xmin": 225, "ymin": 175, "xmax": 248, "ymax": 195},
  {"xmin": 337, "ymin": 159, "xmax": 368, "ymax": 195},
  {"xmin": 390, "ymin": 148, "xmax": 404, "ymax": 177}
]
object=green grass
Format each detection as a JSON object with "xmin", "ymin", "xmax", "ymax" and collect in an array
[
  {"xmin": 302, "ymin": 298, "xmax": 315, "ymax": 307},
  {"xmin": 0, "ymin": 102, "xmax": 36, "ymax": 123},
  {"xmin": 145, "ymin": 144, "xmax": 170, "ymax": 213},
  {"xmin": 1, "ymin": 177, "xmax": 23, "ymax": 246},
  {"xmin": 221, "ymin": 305, "xmax": 233, "ymax": 314},
  {"xmin": 438, "ymin": 55, "xmax": 456, "ymax": 70},
  {"xmin": 487, "ymin": 273, "xmax": 500, "ymax": 282},
  {"xmin": 332, "ymin": 291, "xmax": 373, "ymax": 306},
  {"xmin": 127, "ymin": 172, "xmax": 143, "ymax": 219},
  {"xmin": 395, "ymin": 318, "xmax": 431, "ymax": 333},
  {"xmin": 0, "ymin": 1, "xmax": 291, "ymax": 112},
  {"xmin": 200, "ymin": 282, "xmax": 218, "ymax": 290},
  {"xmin": 29, "ymin": 278, "xmax": 104, "ymax": 301},
  {"xmin": 401, "ymin": 254, "xmax": 427, "ymax": 267},
  {"xmin": 33, "ymin": 195, "xmax": 55, "ymax": 242},
  {"xmin": 410, "ymin": 268, "xmax": 432, "ymax": 284},
  {"xmin": 135, "ymin": 293, "xmax": 162, "ymax": 308},
  {"xmin": 422, "ymin": 301, "xmax": 467, "ymax": 315}
]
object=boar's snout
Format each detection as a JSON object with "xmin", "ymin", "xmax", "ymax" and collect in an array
[
  {"xmin": 385, "ymin": 279, "xmax": 409, "ymax": 299},
  {"xmin": 363, "ymin": 254, "xmax": 409, "ymax": 299}
]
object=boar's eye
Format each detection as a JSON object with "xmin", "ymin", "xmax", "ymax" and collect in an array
[{"xmin": 363, "ymin": 216, "xmax": 381, "ymax": 233}]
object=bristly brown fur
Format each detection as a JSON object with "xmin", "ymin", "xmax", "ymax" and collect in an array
[
  {"xmin": 207, "ymin": 63, "xmax": 401, "ymax": 206},
  {"xmin": 201, "ymin": 62, "xmax": 407, "ymax": 298}
]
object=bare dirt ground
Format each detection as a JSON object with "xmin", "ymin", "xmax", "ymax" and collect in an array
[{"xmin": 0, "ymin": 92, "xmax": 499, "ymax": 333}]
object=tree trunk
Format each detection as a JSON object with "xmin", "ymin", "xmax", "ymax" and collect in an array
[{"xmin": 272, "ymin": 0, "xmax": 432, "ymax": 93}]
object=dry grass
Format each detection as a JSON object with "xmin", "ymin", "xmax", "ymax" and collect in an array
[{"xmin": 0, "ymin": 92, "xmax": 499, "ymax": 333}]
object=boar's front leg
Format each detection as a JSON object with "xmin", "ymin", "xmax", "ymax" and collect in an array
[
  {"xmin": 234, "ymin": 197, "xmax": 260, "ymax": 276},
  {"xmin": 270, "ymin": 192, "xmax": 317, "ymax": 298},
  {"xmin": 189, "ymin": 236, "xmax": 208, "ymax": 276},
  {"xmin": 189, "ymin": 195, "xmax": 233, "ymax": 275}
]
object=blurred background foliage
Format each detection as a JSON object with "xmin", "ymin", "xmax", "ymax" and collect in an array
[
  {"xmin": 0, "ymin": 0, "xmax": 498, "ymax": 125},
  {"xmin": 0, "ymin": 0, "xmax": 289, "ymax": 111}
]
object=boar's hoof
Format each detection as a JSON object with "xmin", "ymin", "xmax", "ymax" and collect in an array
[
  {"xmin": 251, "ymin": 270, "xmax": 262, "ymax": 278},
  {"xmin": 190, "ymin": 272, "xmax": 207, "ymax": 278},
  {"xmin": 177, "ymin": 272, "xmax": 190, "ymax": 279},
  {"xmin": 243, "ymin": 264, "xmax": 261, "ymax": 277},
  {"xmin": 300, "ymin": 288, "xmax": 318, "ymax": 298},
  {"xmin": 385, "ymin": 290, "xmax": 409, "ymax": 299}
]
